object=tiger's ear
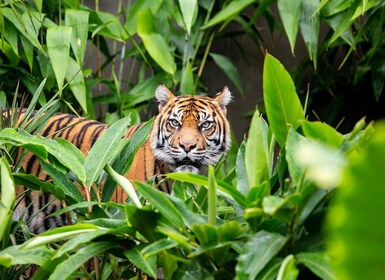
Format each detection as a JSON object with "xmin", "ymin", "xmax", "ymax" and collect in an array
[
  {"xmin": 214, "ymin": 86, "xmax": 232, "ymax": 112},
  {"xmin": 155, "ymin": 84, "xmax": 175, "ymax": 110}
]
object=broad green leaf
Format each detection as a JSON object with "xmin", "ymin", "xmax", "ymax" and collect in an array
[
  {"xmin": 296, "ymin": 252, "xmax": 337, "ymax": 280},
  {"xmin": 299, "ymin": 0, "xmax": 320, "ymax": 69},
  {"xmin": 262, "ymin": 195, "xmax": 299, "ymax": 216},
  {"xmin": 137, "ymin": 9, "xmax": 176, "ymax": 74},
  {"xmin": 0, "ymin": 157, "xmax": 15, "ymax": 241},
  {"xmin": 181, "ymin": 60, "xmax": 194, "ymax": 94},
  {"xmin": 135, "ymin": 182, "xmax": 184, "ymax": 229},
  {"xmin": 245, "ymin": 109, "xmax": 269, "ymax": 189},
  {"xmin": 65, "ymin": 9, "xmax": 89, "ymax": 65},
  {"xmin": 47, "ymin": 26, "xmax": 72, "ymax": 91},
  {"xmin": 277, "ymin": 255, "xmax": 299, "ymax": 280},
  {"xmin": 277, "ymin": 0, "xmax": 301, "ymax": 54},
  {"xmin": 263, "ymin": 54, "xmax": 304, "ymax": 146},
  {"xmin": 20, "ymin": 34, "xmax": 34, "ymax": 70},
  {"xmin": 66, "ymin": 56, "xmax": 88, "ymax": 113},
  {"xmin": 302, "ymin": 121, "xmax": 344, "ymax": 148},
  {"xmin": 166, "ymin": 172, "xmax": 246, "ymax": 207},
  {"xmin": 236, "ymin": 231, "xmax": 288, "ymax": 279},
  {"xmin": 202, "ymin": 0, "xmax": 256, "ymax": 29},
  {"xmin": 168, "ymin": 195, "xmax": 206, "ymax": 227},
  {"xmin": 0, "ymin": 39, "xmax": 19, "ymax": 65},
  {"xmin": 124, "ymin": 246, "xmax": 157, "ymax": 278},
  {"xmin": 286, "ymin": 128, "xmax": 346, "ymax": 189},
  {"xmin": 210, "ymin": 53, "xmax": 244, "ymax": 96},
  {"xmin": 178, "ymin": 0, "xmax": 197, "ymax": 34},
  {"xmin": 328, "ymin": 122, "xmax": 385, "ymax": 280},
  {"xmin": 84, "ymin": 115, "xmax": 130, "ymax": 187},
  {"xmin": 49, "ymin": 241, "xmax": 117, "ymax": 280},
  {"xmin": 256, "ymin": 257, "xmax": 283, "ymax": 280},
  {"xmin": 0, "ymin": 245, "xmax": 53, "ymax": 267}
]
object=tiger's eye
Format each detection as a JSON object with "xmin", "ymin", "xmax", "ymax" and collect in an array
[
  {"xmin": 169, "ymin": 119, "xmax": 180, "ymax": 128},
  {"xmin": 200, "ymin": 121, "xmax": 212, "ymax": 130}
]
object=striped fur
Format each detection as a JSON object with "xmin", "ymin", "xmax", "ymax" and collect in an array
[{"xmin": 13, "ymin": 85, "xmax": 232, "ymax": 233}]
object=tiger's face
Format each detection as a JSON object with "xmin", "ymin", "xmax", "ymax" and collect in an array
[{"xmin": 151, "ymin": 85, "xmax": 232, "ymax": 174}]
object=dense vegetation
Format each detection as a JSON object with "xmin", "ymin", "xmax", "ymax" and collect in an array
[{"xmin": 0, "ymin": 0, "xmax": 384, "ymax": 279}]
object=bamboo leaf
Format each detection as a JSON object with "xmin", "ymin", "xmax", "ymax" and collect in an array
[
  {"xmin": 65, "ymin": 56, "xmax": 88, "ymax": 113},
  {"xmin": 263, "ymin": 54, "xmax": 304, "ymax": 146},
  {"xmin": 65, "ymin": 9, "xmax": 89, "ymax": 65},
  {"xmin": 181, "ymin": 60, "xmax": 194, "ymax": 94},
  {"xmin": 137, "ymin": 9, "xmax": 176, "ymax": 74},
  {"xmin": 277, "ymin": 0, "xmax": 301, "ymax": 54},
  {"xmin": 178, "ymin": 0, "xmax": 198, "ymax": 34},
  {"xmin": 0, "ymin": 245, "xmax": 53, "ymax": 267},
  {"xmin": 210, "ymin": 53, "xmax": 244, "ymax": 96},
  {"xmin": 202, "ymin": 0, "xmax": 256, "ymax": 29},
  {"xmin": 84, "ymin": 116, "xmax": 130, "ymax": 187},
  {"xmin": 124, "ymin": 246, "xmax": 157, "ymax": 278},
  {"xmin": 47, "ymin": 26, "xmax": 72, "ymax": 91}
]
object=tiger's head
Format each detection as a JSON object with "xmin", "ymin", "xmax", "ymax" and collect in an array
[{"xmin": 151, "ymin": 84, "xmax": 232, "ymax": 174}]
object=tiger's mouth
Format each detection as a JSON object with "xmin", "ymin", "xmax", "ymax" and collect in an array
[{"xmin": 176, "ymin": 158, "xmax": 200, "ymax": 169}]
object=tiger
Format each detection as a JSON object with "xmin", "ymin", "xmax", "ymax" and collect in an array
[{"xmin": 12, "ymin": 84, "xmax": 232, "ymax": 233}]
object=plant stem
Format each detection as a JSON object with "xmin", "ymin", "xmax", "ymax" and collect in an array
[{"xmin": 195, "ymin": 31, "xmax": 215, "ymax": 88}]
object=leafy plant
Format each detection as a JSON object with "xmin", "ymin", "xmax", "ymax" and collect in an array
[{"xmin": 0, "ymin": 53, "xmax": 375, "ymax": 279}]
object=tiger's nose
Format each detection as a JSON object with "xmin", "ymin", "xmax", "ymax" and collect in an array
[{"xmin": 179, "ymin": 142, "xmax": 196, "ymax": 152}]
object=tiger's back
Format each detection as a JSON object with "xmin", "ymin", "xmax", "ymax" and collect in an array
[{"xmin": 13, "ymin": 84, "xmax": 232, "ymax": 233}]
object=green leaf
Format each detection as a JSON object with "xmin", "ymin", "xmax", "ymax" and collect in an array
[
  {"xmin": 263, "ymin": 54, "xmax": 304, "ymax": 146},
  {"xmin": 277, "ymin": 0, "xmax": 301, "ymax": 54},
  {"xmin": 2, "ymin": 8, "xmax": 44, "ymax": 53},
  {"xmin": 236, "ymin": 141, "xmax": 249, "ymax": 195},
  {"xmin": 208, "ymin": 165, "xmax": 217, "ymax": 225},
  {"xmin": 20, "ymin": 34, "xmax": 34, "ymax": 70},
  {"xmin": 49, "ymin": 241, "xmax": 116, "ymax": 280},
  {"xmin": 84, "ymin": 115, "xmax": 130, "ymax": 187},
  {"xmin": 301, "ymin": 121, "xmax": 344, "ymax": 148},
  {"xmin": 202, "ymin": 0, "xmax": 256, "ymax": 29},
  {"xmin": 65, "ymin": 9, "xmax": 89, "ymax": 65},
  {"xmin": 181, "ymin": 60, "xmax": 194, "ymax": 94},
  {"xmin": 299, "ymin": 0, "xmax": 320, "ymax": 69},
  {"xmin": 103, "ymin": 119, "xmax": 154, "ymax": 201},
  {"xmin": 286, "ymin": 128, "xmax": 346, "ymax": 189},
  {"xmin": 166, "ymin": 173, "xmax": 246, "ymax": 207},
  {"xmin": 236, "ymin": 231, "xmax": 288, "ymax": 279},
  {"xmin": 210, "ymin": 53, "xmax": 244, "ymax": 96},
  {"xmin": 295, "ymin": 252, "xmax": 337, "ymax": 280},
  {"xmin": 0, "ymin": 157, "xmax": 15, "ymax": 241},
  {"xmin": 135, "ymin": 182, "xmax": 184, "ymax": 229},
  {"xmin": 137, "ymin": 9, "xmax": 176, "ymax": 74},
  {"xmin": 124, "ymin": 246, "xmax": 157, "ymax": 278},
  {"xmin": 245, "ymin": 109, "xmax": 269, "ymax": 188},
  {"xmin": 91, "ymin": 11, "xmax": 124, "ymax": 41},
  {"xmin": 277, "ymin": 255, "xmax": 299, "ymax": 280},
  {"xmin": 178, "ymin": 0, "xmax": 197, "ymax": 34},
  {"xmin": 66, "ymin": 56, "xmax": 88, "ymax": 114},
  {"xmin": 0, "ymin": 245, "xmax": 53, "ymax": 267},
  {"xmin": 141, "ymin": 239, "xmax": 178, "ymax": 258},
  {"xmin": 328, "ymin": 122, "xmax": 385, "ymax": 280},
  {"xmin": 47, "ymin": 26, "xmax": 72, "ymax": 91}
]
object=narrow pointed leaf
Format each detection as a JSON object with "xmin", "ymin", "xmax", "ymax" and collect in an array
[
  {"xmin": 278, "ymin": 0, "xmax": 301, "ymax": 54},
  {"xmin": 295, "ymin": 252, "xmax": 337, "ymax": 280},
  {"xmin": 181, "ymin": 60, "xmax": 194, "ymax": 94},
  {"xmin": 84, "ymin": 116, "xmax": 130, "ymax": 187},
  {"xmin": 178, "ymin": 0, "xmax": 197, "ymax": 34},
  {"xmin": 47, "ymin": 26, "xmax": 72, "ymax": 91},
  {"xmin": 65, "ymin": 9, "xmax": 89, "ymax": 65},
  {"xmin": 66, "ymin": 56, "xmax": 88, "ymax": 113},
  {"xmin": 0, "ymin": 157, "xmax": 15, "ymax": 241}
]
